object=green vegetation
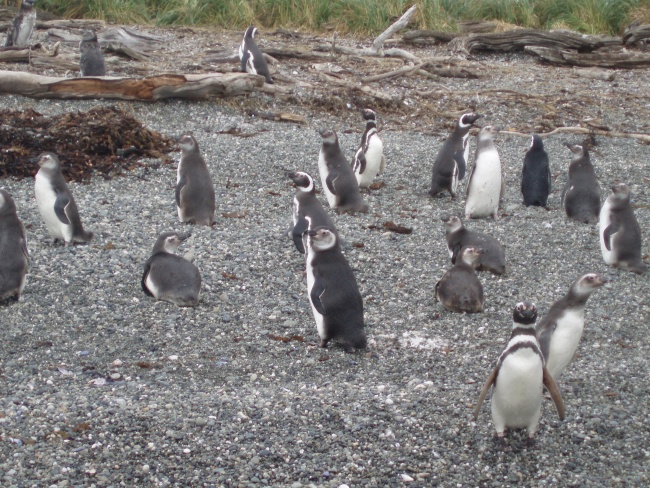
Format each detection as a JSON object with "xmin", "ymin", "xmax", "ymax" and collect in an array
[{"xmin": 3, "ymin": 0, "xmax": 649, "ymax": 35}]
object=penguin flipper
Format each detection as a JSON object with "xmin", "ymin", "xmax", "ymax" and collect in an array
[
  {"xmin": 20, "ymin": 234, "xmax": 29, "ymax": 260},
  {"xmin": 379, "ymin": 155, "xmax": 386, "ymax": 175},
  {"xmin": 325, "ymin": 169, "xmax": 339, "ymax": 195},
  {"xmin": 141, "ymin": 261, "xmax": 154, "ymax": 297},
  {"xmin": 310, "ymin": 271, "xmax": 327, "ymax": 316},
  {"xmin": 54, "ymin": 194, "xmax": 71, "ymax": 225},
  {"xmin": 543, "ymin": 366, "xmax": 566, "ymax": 421},
  {"xmin": 175, "ymin": 175, "xmax": 187, "ymax": 207},
  {"xmin": 473, "ymin": 366, "xmax": 498, "ymax": 420},
  {"xmin": 603, "ymin": 222, "xmax": 619, "ymax": 251},
  {"xmin": 453, "ymin": 151, "xmax": 466, "ymax": 180},
  {"xmin": 354, "ymin": 150, "xmax": 367, "ymax": 175},
  {"xmin": 291, "ymin": 218, "xmax": 307, "ymax": 254},
  {"xmin": 535, "ymin": 319, "xmax": 554, "ymax": 361}
]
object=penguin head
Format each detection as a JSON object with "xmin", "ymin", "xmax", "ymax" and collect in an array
[
  {"xmin": 442, "ymin": 215, "xmax": 463, "ymax": 233},
  {"xmin": 288, "ymin": 171, "xmax": 314, "ymax": 192},
  {"xmin": 459, "ymin": 246, "xmax": 484, "ymax": 267},
  {"xmin": 22, "ymin": 0, "xmax": 35, "ymax": 8},
  {"xmin": 530, "ymin": 134, "xmax": 544, "ymax": 150},
  {"xmin": 361, "ymin": 109, "xmax": 377, "ymax": 121},
  {"xmin": 573, "ymin": 273, "xmax": 608, "ymax": 297},
  {"xmin": 512, "ymin": 301, "xmax": 537, "ymax": 325},
  {"xmin": 37, "ymin": 152, "xmax": 61, "ymax": 170},
  {"xmin": 178, "ymin": 134, "xmax": 198, "ymax": 152},
  {"xmin": 305, "ymin": 226, "xmax": 337, "ymax": 252},
  {"xmin": 564, "ymin": 143, "xmax": 586, "ymax": 160},
  {"xmin": 154, "ymin": 231, "xmax": 189, "ymax": 254},
  {"xmin": 477, "ymin": 126, "xmax": 497, "ymax": 142},
  {"xmin": 244, "ymin": 26, "xmax": 257, "ymax": 39},
  {"xmin": 610, "ymin": 182, "xmax": 631, "ymax": 205},
  {"xmin": 459, "ymin": 113, "xmax": 483, "ymax": 128},
  {"xmin": 81, "ymin": 29, "xmax": 98, "ymax": 43},
  {"xmin": 319, "ymin": 129, "xmax": 337, "ymax": 145}
]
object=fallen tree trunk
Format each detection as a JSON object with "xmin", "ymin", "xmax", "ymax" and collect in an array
[
  {"xmin": 0, "ymin": 18, "xmax": 105, "ymax": 33},
  {"xmin": 525, "ymin": 46, "xmax": 650, "ymax": 68},
  {"xmin": 622, "ymin": 23, "xmax": 650, "ymax": 47}
]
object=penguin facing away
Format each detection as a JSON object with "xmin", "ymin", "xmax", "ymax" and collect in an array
[
  {"xmin": 561, "ymin": 143, "xmax": 601, "ymax": 224},
  {"xmin": 521, "ymin": 134, "xmax": 551, "ymax": 207},
  {"xmin": 176, "ymin": 134, "xmax": 216, "ymax": 226},
  {"xmin": 435, "ymin": 246, "xmax": 484, "ymax": 313},
  {"xmin": 352, "ymin": 108, "xmax": 385, "ymax": 188},
  {"xmin": 474, "ymin": 302, "xmax": 565, "ymax": 439},
  {"xmin": 238, "ymin": 26, "xmax": 273, "ymax": 84},
  {"xmin": 443, "ymin": 215, "xmax": 506, "ymax": 275},
  {"xmin": 429, "ymin": 112, "xmax": 483, "ymax": 198},
  {"xmin": 302, "ymin": 224, "xmax": 367, "ymax": 350},
  {"xmin": 536, "ymin": 273, "xmax": 607, "ymax": 381},
  {"xmin": 79, "ymin": 29, "xmax": 106, "ymax": 76},
  {"xmin": 599, "ymin": 182, "xmax": 646, "ymax": 274},
  {"xmin": 465, "ymin": 126, "xmax": 504, "ymax": 219},
  {"xmin": 5, "ymin": 0, "xmax": 36, "ymax": 48},
  {"xmin": 34, "ymin": 153, "xmax": 93, "ymax": 246},
  {"xmin": 318, "ymin": 130, "xmax": 368, "ymax": 214},
  {"xmin": 0, "ymin": 189, "xmax": 29, "ymax": 303},
  {"xmin": 287, "ymin": 171, "xmax": 337, "ymax": 254},
  {"xmin": 141, "ymin": 232, "xmax": 201, "ymax": 307}
]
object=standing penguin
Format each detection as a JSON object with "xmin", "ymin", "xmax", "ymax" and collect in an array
[
  {"xmin": 536, "ymin": 273, "xmax": 607, "ymax": 381},
  {"xmin": 287, "ymin": 171, "xmax": 337, "ymax": 254},
  {"xmin": 561, "ymin": 143, "xmax": 601, "ymax": 224},
  {"xmin": 176, "ymin": 134, "xmax": 216, "ymax": 226},
  {"xmin": 0, "ymin": 189, "xmax": 29, "ymax": 303},
  {"xmin": 79, "ymin": 29, "xmax": 106, "ymax": 76},
  {"xmin": 238, "ymin": 26, "xmax": 273, "ymax": 84},
  {"xmin": 351, "ymin": 108, "xmax": 385, "ymax": 188},
  {"xmin": 34, "ymin": 153, "xmax": 93, "ymax": 246},
  {"xmin": 142, "ymin": 232, "xmax": 201, "ymax": 307},
  {"xmin": 5, "ymin": 0, "xmax": 36, "ymax": 48},
  {"xmin": 435, "ymin": 246, "xmax": 484, "ymax": 313},
  {"xmin": 521, "ymin": 134, "xmax": 551, "ymax": 207},
  {"xmin": 599, "ymin": 183, "xmax": 646, "ymax": 274},
  {"xmin": 443, "ymin": 216, "xmax": 506, "ymax": 275},
  {"xmin": 429, "ymin": 112, "xmax": 483, "ymax": 198},
  {"xmin": 474, "ymin": 302, "xmax": 565, "ymax": 440},
  {"xmin": 303, "ymin": 225, "xmax": 367, "ymax": 350},
  {"xmin": 318, "ymin": 130, "xmax": 368, "ymax": 213},
  {"xmin": 465, "ymin": 126, "xmax": 504, "ymax": 219}
]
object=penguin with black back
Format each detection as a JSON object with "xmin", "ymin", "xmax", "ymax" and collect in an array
[
  {"xmin": 239, "ymin": 26, "xmax": 273, "ymax": 84},
  {"xmin": 176, "ymin": 134, "xmax": 216, "ymax": 226},
  {"xmin": 435, "ymin": 246, "xmax": 484, "ymax": 313},
  {"xmin": 0, "ymin": 189, "xmax": 29, "ymax": 303},
  {"xmin": 5, "ymin": 0, "xmax": 36, "ymax": 48},
  {"xmin": 443, "ymin": 216, "xmax": 506, "ymax": 275},
  {"xmin": 352, "ymin": 108, "xmax": 385, "ymax": 188},
  {"xmin": 521, "ymin": 134, "xmax": 551, "ymax": 207},
  {"xmin": 561, "ymin": 143, "xmax": 600, "ymax": 224},
  {"xmin": 79, "ymin": 29, "xmax": 106, "ymax": 76}
]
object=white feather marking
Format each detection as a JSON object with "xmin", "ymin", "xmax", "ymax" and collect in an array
[
  {"xmin": 34, "ymin": 172, "xmax": 72, "ymax": 242},
  {"xmin": 465, "ymin": 146, "xmax": 501, "ymax": 218},
  {"xmin": 598, "ymin": 196, "xmax": 617, "ymax": 265},
  {"xmin": 356, "ymin": 130, "xmax": 384, "ymax": 188},
  {"xmin": 305, "ymin": 248, "xmax": 326, "ymax": 340},
  {"xmin": 545, "ymin": 308, "xmax": 585, "ymax": 380},
  {"xmin": 318, "ymin": 148, "xmax": 337, "ymax": 208}
]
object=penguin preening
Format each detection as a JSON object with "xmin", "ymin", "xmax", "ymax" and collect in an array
[
  {"xmin": 176, "ymin": 134, "xmax": 216, "ymax": 226},
  {"xmin": 79, "ymin": 29, "xmax": 106, "ymax": 76},
  {"xmin": 0, "ymin": 189, "xmax": 29, "ymax": 303},
  {"xmin": 536, "ymin": 273, "xmax": 607, "ymax": 381},
  {"xmin": 141, "ymin": 232, "xmax": 202, "ymax": 307},
  {"xmin": 5, "ymin": 0, "xmax": 36, "ymax": 48},
  {"xmin": 352, "ymin": 108, "xmax": 385, "ymax": 188},
  {"xmin": 239, "ymin": 26, "xmax": 273, "ymax": 84},
  {"xmin": 465, "ymin": 126, "xmax": 504, "ymax": 219},
  {"xmin": 443, "ymin": 216, "xmax": 506, "ymax": 275},
  {"xmin": 561, "ymin": 143, "xmax": 601, "ymax": 224},
  {"xmin": 474, "ymin": 302, "xmax": 565, "ymax": 440},
  {"xmin": 429, "ymin": 112, "xmax": 483, "ymax": 198},
  {"xmin": 435, "ymin": 246, "xmax": 484, "ymax": 313},
  {"xmin": 34, "ymin": 153, "xmax": 93, "ymax": 246},
  {"xmin": 521, "ymin": 134, "xmax": 551, "ymax": 207},
  {"xmin": 599, "ymin": 182, "xmax": 646, "ymax": 274}
]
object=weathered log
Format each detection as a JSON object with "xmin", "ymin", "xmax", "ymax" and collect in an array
[
  {"xmin": 48, "ymin": 26, "xmax": 163, "ymax": 51},
  {"xmin": 525, "ymin": 46, "xmax": 650, "ymax": 69},
  {"xmin": 0, "ymin": 70, "xmax": 264, "ymax": 100},
  {"xmin": 500, "ymin": 126, "xmax": 650, "ymax": 144},
  {"xmin": 623, "ymin": 23, "xmax": 650, "ymax": 48},
  {"xmin": 0, "ymin": 18, "xmax": 105, "ymax": 33},
  {"xmin": 402, "ymin": 30, "xmax": 457, "ymax": 45}
]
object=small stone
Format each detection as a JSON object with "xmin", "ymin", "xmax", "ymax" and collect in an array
[
  {"xmin": 110, "ymin": 373, "xmax": 121, "ymax": 380},
  {"xmin": 112, "ymin": 359, "xmax": 123, "ymax": 367},
  {"xmin": 400, "ymin": 474, "xmax": 414, "ymax": 482},
  {"xmin": 142, "ymin": 465, "xmax": 150, "ymax": 473},
  {"xmin": 168, "ymin": 355, "xmax": 179, "ymax": 361},
  {"xmin": 194, "ymin": 418, "xmax": 207, "ymax": 427}
]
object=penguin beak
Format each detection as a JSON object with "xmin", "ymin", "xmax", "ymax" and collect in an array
[
  {"xmin": 563, "ymin": 142, "xmax": 573, "ymax": 149},
  {"xmin": 179, "ymin": 232, "xmax": 191, "ymax": 242}
]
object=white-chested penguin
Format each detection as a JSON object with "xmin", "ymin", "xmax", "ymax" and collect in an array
[
  {"xmin": 474, "ymin": 302, "xmax": 565, "ymax": 440},
  {"xmin": 302, "ymin": 225, "xmax": 367, "ymax": 350},
  {"xmin": 352, "ymin": 108, "xmax": 385, "ymax": 188},
  {"xmin": 239, "ymin": 26, "xmax": 273, "ymax": 84},
  {"xmin": 141, "ymin": 232, "xmax": 201, "ymax": 307},
  {"xmin": 536, "ymin": 273, "xmax": 607, "ymax": 381},
  {"xmin": 79, "ymin": 29, "xmax": 106, "ymax": 76},
  {"xmin": 34, "ymin": 153, "xmax": 93, "ymax": 246},
  {"xmin": 318, "ymin": 129, "xmax": 368, "ymax": 213},
  {"xmin": 5, "ymin": 0, "xmax": 36, "ymax": 48},
  {"xmin": 443, "ymin": 216, "xmax": 506, "ymax": 275},
  {"xmin": 0, "ymin": 189, "xmax": 29, "ymax": 303},
  {"xmin": 287, "ymin": 171, "xmax": 337, "ymax": 254},
  {"xmin": 521, "ymin": 134, "xmax": 551, "ymax": 207},
  {"xmin": 561, "ymin": 143, "xmax": 601, "ymax": 224},
  {"xmin": 429, "ymin": 112, "xmax": 483, "ymax": 198},
  {"xmin": 599, "ymin": 182, "xmax": 646, "ymax": 274},
  {"xmin": 176, "ymin": 134, "xmax": 216, "ymax": 226},
  {"xmin": 435, "ymin": 246, "xmax": 484, "ymax": 313},
  {"xmin": 465, "ymin": 126, "xmax": 504, "ymax": 219}
]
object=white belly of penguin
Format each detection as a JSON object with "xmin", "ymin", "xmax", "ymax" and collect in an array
[
  {"xmin": 598, "ymin": 199, "xmax": 616, "ymax": 265},
  {"xmin": 318, "ymin": 150, "xmax": 337, "ymax": 208},
  {"xmin": 546, "ymin": 309, "xmax": 585, "ymax": 380},
  {"xmin": 305, "ymin": 252, "xmax": 326, "ymax": 340},
  {"xmin": 145, "ymin": 274, "xmax": 162, "ymax": 299},
  {"xmin": 356, "ymin": 136, "xmax": 384, "ymax": 188},
  {"xmin": 466, "ymin": 149, "xmax": 501, "ymax": 217},
  {"xmin": 34, "ymin": 175, "xmax": 71, "ymax": 241}
]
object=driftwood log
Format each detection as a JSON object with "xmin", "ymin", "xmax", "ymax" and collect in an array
[
  {"xmin": 623, "ymin": 23, "xmax": 650, "ymax": 48},
  {"xmin": 525, "ymin": 46, "xmax": 650, "ymax": 68},
  {"xmin": 0, "ymin": 18, "xmax": 105, "ymax": 33}
]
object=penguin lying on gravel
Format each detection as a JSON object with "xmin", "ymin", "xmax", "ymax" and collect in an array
[
  {"xmin": 239, "ymin": 26, "xmax": 273, "ymax": 84},
  {"xmin": 561, "ymin": 143, "xmax": 600, "ymax": 224},
  {"xmin": 521, "ymin": 134, "xmax": 551, "ymax": 208},
  {"xmin": 474, "ymin": 302, "xmax": 565, "ymax": 441},
  {"xmin": 352, "ymin": 108, "xmax": 385, "ymax": 188},
  {"xmin": 0, "ymin": 189, "xmax": 29, "ymax": 303},
  {"xmin": 435, "ymin": 246, "xmax": 484, "ymax": 313},
  {"xmin": 443, "ymin": 216, "xmax": 506, "ymax": 275}
]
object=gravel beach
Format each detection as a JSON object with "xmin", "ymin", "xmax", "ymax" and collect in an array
[{"xmin": 1, "ymin": 26, "xmax": 649, "ymax": 487}]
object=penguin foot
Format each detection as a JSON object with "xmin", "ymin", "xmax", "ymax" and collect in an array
[
  {"xmin": 492, "ymin": 435, "xmax": 509, "ymax": 452},
  {"xmin": 319, "ymin": 338, "xmax": 330, "ymax": 348}
]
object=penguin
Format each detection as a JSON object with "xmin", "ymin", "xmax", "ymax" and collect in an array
[
  {"xmin": 318, "ymin": 129, "xmax": 368, "ymax": 213},
  {"xmin": 599, "ymin": 182, "xmax": 646, "ymax": 274},
  {"xmin": 302, "ymin": 224, "xmax": 367, "ymax": 350},
  {"xmin": 561, "ymin": 143, "xmax": 601, "ymax": 224},
  {"xmin": 0, "ymin": 189, "xmax": 29, "ymax": 303},
  {"xmin": 34, "ymin": 153, "xmax": 93, "ymax": 246},
  {"xmin": 536, "ymin": 273, "xmax": 607, "ymax": 381},
  {"xmin": 474, "ymin": 302, "xmax": 565, "ymax": 440},
  {"xmin": 429, "ymin": 112, "xmax": 483, "ymax": 198},
  {"xmin": 5, "ymin": 0, "xmax": 36, "ymax": 48},
  {"xmin": 176, "ymin": 134, "xmax": 216, "ymax": 226},
  {"xmin": 141, "ymin": 232, "xmax": 201, "ymax": 307},
  {"xmin": 79, "ymin": 29, "xmax": 106, "ymax": 76},
  {"xmin": 287, "ymin": 171, "xmax": 337, "ymax": 254},
  {"xmin": 435, "ymin": 246, "xmax": 484, "ymax": 313},
  {"xmin": 238, "ymin": 26, "xmax": 273, "ymax": 84},
  {"xmin": 351, "ymin": 108, "xmax": 385, "ymax": 188},
  {"xmin": 465, "ymin": 126, "xmax": 504, "ymax": 219},
  {"xmin": 521, "ymin": 134, "xmax": 551, "ymax": 207},
  {"xmin": 443, "ymin": 215, "xmax": 506, "ymax": 275}
]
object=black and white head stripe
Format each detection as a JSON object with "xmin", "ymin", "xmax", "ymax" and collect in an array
[
  {"xmin": 512, "ymin": 301, "xmax": 537, "ymax": 325},
  {"xmin": 290, "ymin": 171, "xmax": 314, "ymax": 192}
]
